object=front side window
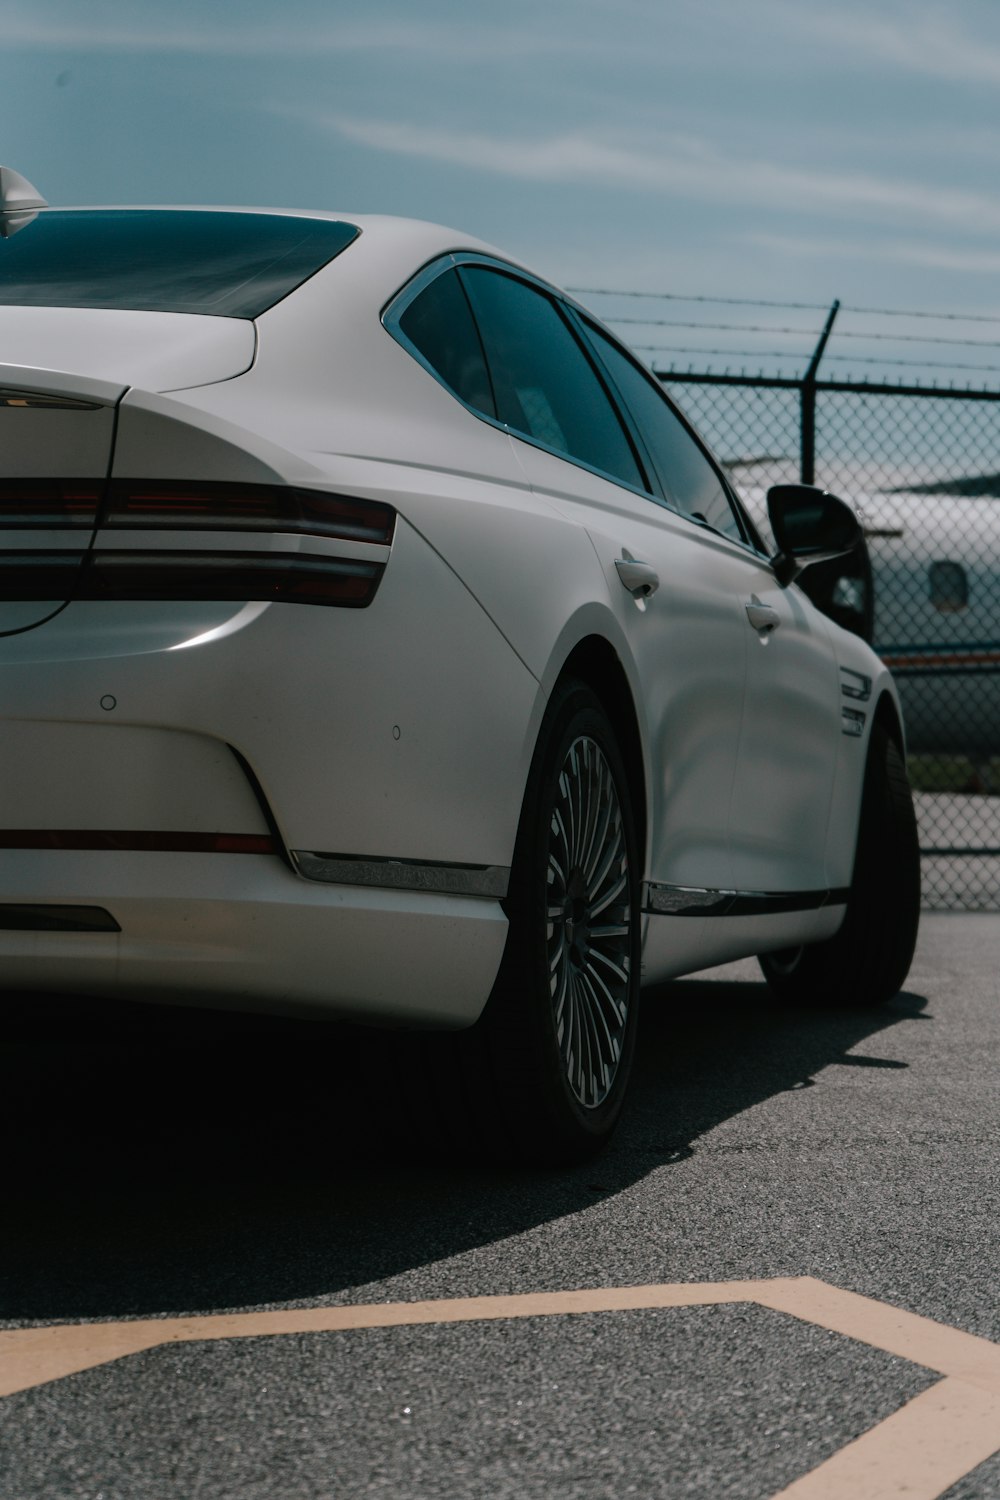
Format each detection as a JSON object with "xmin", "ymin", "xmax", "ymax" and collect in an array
[
  {"xmin": 582, "ymin": 321, "xmax": 746, "ymax": 544},
  {"xmin": 458, "ymin": 267, "xmax": 645, "ymax": 491}
]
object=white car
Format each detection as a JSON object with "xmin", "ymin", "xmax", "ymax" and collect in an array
[{"xmin": 0, "ymin": 168, "xmax": 919, "ymax": 1161}]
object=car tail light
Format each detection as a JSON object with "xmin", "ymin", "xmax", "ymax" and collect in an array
[
  {"xmin": 0, "ymin": 550, "xmax": 383, "ymax": 606},
  {"xmin": 0, "ymin": 478, "xmax": 103, "ymax": 528},
  {"xmin": 102, "ymin": 480, "xmax": 396, "ymax": 545},
  {"xmin": 0, "ymin": 480, "xmax": 395, "ymax": 606}
]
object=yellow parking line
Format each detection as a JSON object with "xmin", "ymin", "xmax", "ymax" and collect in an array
[
  {"xmin": 2, "ymin": 1277, "xmax": 998, "ymax": 1499},
  {"xmin": 770, "ymin": 1378, "xmax": 1000, "ymax": 1500},
  {"xmin": 0, "ymin": 1280, "xmax": 763, "ymax": 1399},
  {"xmin": 757, "ymin": 1277, "xmax": 1000, "ymax": 1394}
]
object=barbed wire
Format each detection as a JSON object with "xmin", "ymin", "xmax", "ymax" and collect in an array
[
  {"xmin": 569, "ymin": 288, "xmax": 831, "ymax": 309},
  {"xmin": 569, "ymin": 287, "xmax": 1000, "ymax": 326},
  {"xmin": 610, "ymin": 317, "xmax": 1000, "ymax": 349},
  {"xmin": 636, "ymin": 345, "xmax": 1000, "ymax": 374},
  {"xmin": 844, "ymin": 305, "xmax": 1000, "ymax": 324},
  {"xmin": 614, "ymin": 318, "xmax": 822, "ymax": 333}
]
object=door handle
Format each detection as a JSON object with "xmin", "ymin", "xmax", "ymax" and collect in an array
[
  {"xmin": 615, "ymin": 557, "xmax": 660, "ymax": 599},
  {"xmin": 745, "ymin": 597, "xmax": 780, "ymax": 633}
]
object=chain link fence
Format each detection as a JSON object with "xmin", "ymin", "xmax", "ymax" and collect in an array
[{"xmin": 659, "ymin": 371, "xmax": 1000, "ymax": 910}]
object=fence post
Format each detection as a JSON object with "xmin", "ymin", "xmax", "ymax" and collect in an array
[{"xmin": 800, "ymin": 299, "xmax": 840, "ymax": 484}]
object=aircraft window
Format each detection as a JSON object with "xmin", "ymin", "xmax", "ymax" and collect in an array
[{"xmin": 929, "ymin": 560, "xmax": 968, "ymax": 612}]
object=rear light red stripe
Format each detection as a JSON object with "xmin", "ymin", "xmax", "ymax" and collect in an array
[
  {"xmin": 0, "ymin": 551, "xmax": 384, "ymax": 606},
  {"xmin": 0, "ymin": 478, "xmax": 103, "ymax": 528},
  {"xmin": 103, "ymin": 480, "xmax": 396, "ymax": 544},
  {"xmin": 0, "ymin": 479, "xmax": 396, "ymax": 543},
  {"xmin": 0, "ymin": 831, "xmax": 277, "ymax": 854},
  {"xmin": 0, "ymin": 480, "xmax": 394, "ymax": 605}
]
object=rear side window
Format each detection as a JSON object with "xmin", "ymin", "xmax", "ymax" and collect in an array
[
  {"xmin": 397, "ymin": 268, "xmax": 496, "ymax": 416},
  {"xmin": 583, "ymin": 321, "xmax": 746, "ymax": 543},
  {"xmin": 459, "ymin": 267, "xmax": 645, "ymax": 491},
  {"xmin": 0, "ymin": 210, "xmax": 359, "ymax": 317}
]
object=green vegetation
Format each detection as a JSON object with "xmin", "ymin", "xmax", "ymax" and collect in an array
[{"xmin": 907, "ymin": 755, "xmax": 1000, "ymax": 794}]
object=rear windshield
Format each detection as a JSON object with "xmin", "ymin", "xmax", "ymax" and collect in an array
[{"xmin": 0, "ymin": 210, "xmax": 359, "ymax": 317}]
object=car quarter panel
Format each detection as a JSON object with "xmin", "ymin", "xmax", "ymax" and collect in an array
[
  {"xmin": 0, "ymin": 515, "xmax": 542, "ymax": 871},
  {"xmin": 258, "ymin": 447, "xmax": 618, "ymax": 688}
]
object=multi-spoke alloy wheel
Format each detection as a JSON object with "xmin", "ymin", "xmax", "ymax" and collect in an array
[
  {"xmin": 472, "ymin": 680, "xmax": 640, "ymax": 1163},
  {"xmin": 546, "ymin": 735, "xmax": 632, "ymax": 1109}
]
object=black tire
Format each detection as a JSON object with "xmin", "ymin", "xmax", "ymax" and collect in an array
[
  {"xmin": 463, "ymin": 680, "xmax": 642, "ymax": 1164},
  {"xmin": 758, "ymin": 725, "xmax": 920, "ymax": 1008}
]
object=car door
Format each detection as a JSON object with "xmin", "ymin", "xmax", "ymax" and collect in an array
[
  {"xmin": 458, "ymin": 263, "xmax": 750, "ymax": 895},
  {"xmin": 725, "ymin": 557, "xmax": 842, "ymax": 891},
  {"xmin": 575, "ymin": 315, "xmax": 842, "ymax": 896}
]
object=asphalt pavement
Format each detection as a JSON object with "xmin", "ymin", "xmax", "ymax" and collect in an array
[{"xmin": 1, "ymin": 912, "xmax": 997, "ymax": 1498}]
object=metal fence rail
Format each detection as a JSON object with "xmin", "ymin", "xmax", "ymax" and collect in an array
[{"xmin": 657, "ymin": 366, "xmax": 1000, "ymax": 910}]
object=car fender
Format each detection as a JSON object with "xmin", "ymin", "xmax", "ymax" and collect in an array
[{"xmin": 824, "ymin": 627, "xmax": 906, "ymax": 888}]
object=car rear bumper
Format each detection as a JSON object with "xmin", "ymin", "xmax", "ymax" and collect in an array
[{"xmin": 0, "ymin": 850, "xmax": 508, "ymax": 1027}]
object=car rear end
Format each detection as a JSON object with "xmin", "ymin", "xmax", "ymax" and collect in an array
[{"xmin": 0, "ymin": 206, "xmax": 533, "ymax": 1025}]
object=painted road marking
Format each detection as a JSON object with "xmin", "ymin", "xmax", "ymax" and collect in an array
[
  {"xmin": 771, "ymin": 1378, "xmax": 1000, "ymax": 1500},
  {"xmin": 2, "ymin": 1276, "xmax": 998, "ymax": 1499}
]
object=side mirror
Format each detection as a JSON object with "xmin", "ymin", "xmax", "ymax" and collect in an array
[{"xmin": 767, "ymin": 484, "xmax": 863, "ymax": 587}]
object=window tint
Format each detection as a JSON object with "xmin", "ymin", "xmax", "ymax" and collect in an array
[
  {"xmin": 0, "ymin": 210, "xmax": 359, "ymax": 317},
  {"xmin": 397, "ymin": 268, "xmax": 496, "ymax": 416},
  {"xmin": 459, "ymin": 268, "xmax": 644, "ymax": 490},
  {"xmin": 584, "ymin": 322, "xmax": 745, "ymax": 542}
]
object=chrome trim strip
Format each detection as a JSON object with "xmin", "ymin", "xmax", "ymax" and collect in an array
[
  {"xmin": 643, "ymin": 883, "xmax": 850, "ymax": 918},
  {"xmin": 293, "ymin": 851, "xmax": 509, "ymax": 899},
  {"xmin": 642, "ymin": 884, "xmax": 734, "ymax": 916}
]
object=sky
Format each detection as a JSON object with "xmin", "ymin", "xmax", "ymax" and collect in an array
[{"xmin": 2, "ymin": 0, "xmax": 1000, "ymax": 381}]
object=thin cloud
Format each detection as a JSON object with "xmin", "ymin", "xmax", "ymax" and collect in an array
[
  {"xmin": 748, "ymin": 232, "xmax": 1000, "ymax": 277},
  {"xmin": 0, "ymin": 11, "xmax": 575, "ymax": 61},
  {"xmin": 303, "ymin": 112, "xmax": 1000, "ymax": 236},
  {"xmin": 764, "ymin": 0, "xmax": 1000, "ymax": 85},
  {"xmin": 9, "ymin": 1, "xmax": 999, "ymax": 82},
  {"xmin": 322, "ymin": 116, "xmax": 668, "ymax": 186}
]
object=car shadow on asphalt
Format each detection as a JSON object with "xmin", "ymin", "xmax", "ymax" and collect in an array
[{"xmin": 1, "ymin": 977, "xmax": 928, "ymax": 1323}]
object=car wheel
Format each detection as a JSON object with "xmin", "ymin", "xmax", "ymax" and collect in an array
[
  {"xmin": 471, "ymin": 679, "xmax": 641, "ymax": 1164},
  {"xmin": 758, "ymin": 724, "xmax": 920, "ymax": 1008}
]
